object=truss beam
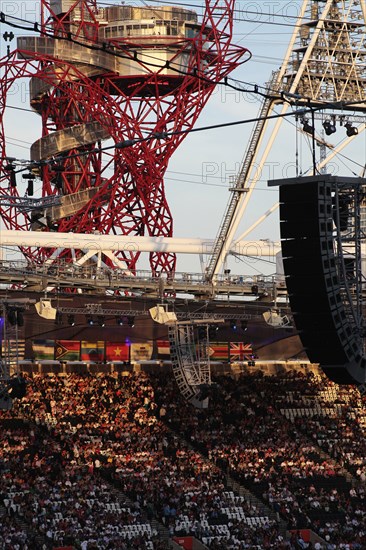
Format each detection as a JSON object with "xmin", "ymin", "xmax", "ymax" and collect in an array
[{"xmin": 168, "ymin": 324, "xmax": 211, "ymax": 403}]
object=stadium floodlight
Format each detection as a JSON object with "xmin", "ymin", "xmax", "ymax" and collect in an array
[
  {"xmin": 345, "ymin": 122, "xmax": 358, "ymax": 136},
  {"xmin": 67, "ymin": 315, "xmax": 75, "ymax": 326},
  {"xmin": 241, "ymin": 320, "xmax": 248, "ymax": 331},
  {"xmin": 323, "ymin": 118, "xmax": 336, "ymax": 135},
  {"xmin": 301, "ymin": 117, "xmax": 314, "ymax": 135}
]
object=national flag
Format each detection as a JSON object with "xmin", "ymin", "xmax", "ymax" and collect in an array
[
  {"xmin": 81, "ymin": 341, "xmax": 104, "ymax": 362},
  {"xmin": 105, "ymin": 342, "xmax": 129, "ymax": 362},
  {"xmin": 229, "ymin": 342, "xmax": 253, "ymax": 361},
  {"xmin": 157, "ymin": 340, "xmax": 170, "ymax": 356},
  {"xmin": 32, "ymin": 340, "xmax": 55, "ymax": 360},
  {"xmin": 130, "ymin": 341, "xmax": 153, "ymax": 362},
  {"xmin": 55, "ymin": 340, "xmax": 80, "ymax": 361},
  {"xmin": 210, "ymin": 342, "xmax": 230, "ymax": 360}
]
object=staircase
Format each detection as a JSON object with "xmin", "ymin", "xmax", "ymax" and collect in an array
[
  {"xmin": 151, "ymin": 518, "xmax": 172, "ymax": 546},
  {"xmin": 204, "ymin": 70, "xmax": 279, "ymax": 280},
  {"xmin": 225, "ymin": 472, "xmax": 288, "ymax": 536}
]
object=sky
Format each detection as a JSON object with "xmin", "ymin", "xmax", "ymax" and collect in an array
[{"xmin": 1, "ymin": 0, "xmax": 366, "ymax": 277}]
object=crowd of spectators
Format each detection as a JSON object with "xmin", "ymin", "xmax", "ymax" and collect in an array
[
  {"xmin": 269, "ymin": 375, "xmax": 366, "ymax": 482},
  {"xmin": 0, "ymin": 416, "xmax": 162, "ymax": 549},
  {"xmin": 1, "ymin": 372, "xmax": 279, "ymax": 549},
  {"xmin": 150, "ymin": 368, "xmax": 366, "ymax": 547},
  {"xmin": 0, "ymin": 367, "xmax": 365, "ymax": 549}
]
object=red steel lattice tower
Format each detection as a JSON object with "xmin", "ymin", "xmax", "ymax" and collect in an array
[{"xmin": 0, "ymin": 0, "xmax": 249, "ymax": 274}]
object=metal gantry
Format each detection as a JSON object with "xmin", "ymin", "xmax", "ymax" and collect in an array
[{"xmin": 0, "ymin": 259, "xmax": 286, "ymax": 301}]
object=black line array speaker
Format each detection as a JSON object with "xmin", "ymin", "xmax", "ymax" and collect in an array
[{"xmin": 278, "ymin": 176, "xmax": 366, "ymax": 385}]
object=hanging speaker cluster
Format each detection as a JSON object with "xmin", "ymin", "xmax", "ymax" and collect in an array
[
  {"xmin": 6, "ymin": 307, "xmax": 24, "ymax": 327},
  {"xmin": 269, "ymin": 175, "xmax": 366, "ymax": 385}
]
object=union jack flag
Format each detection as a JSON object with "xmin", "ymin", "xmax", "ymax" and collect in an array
[{"xmin": 229, "ymin": 342, "xmax": 253, "ymax": 361}]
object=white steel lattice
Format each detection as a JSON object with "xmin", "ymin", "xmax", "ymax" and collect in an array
[
  {"xmin": 208, "ymin": 0, "xmax": 366, "ymax": 280},
  {"xmin": 282, "ymin": 0, "xmax": 366, "ymax": 107}
]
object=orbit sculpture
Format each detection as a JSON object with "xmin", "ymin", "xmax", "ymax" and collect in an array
[{"xmin": 0, "ymin": 0, "xmax": 249, "ymax": 274}]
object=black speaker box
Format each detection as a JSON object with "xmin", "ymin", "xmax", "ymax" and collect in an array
[{"xmin": 278, "ymin": 177, "xmax": 364, "ymax": 383}]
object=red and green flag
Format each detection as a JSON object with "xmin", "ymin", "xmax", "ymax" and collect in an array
[
  {"xmin": 209, "ymin": 342, "xmax": 230, "ymax": 361},
  {"xmin": 55, "ymin": 340, "xmax": 80, "ymax": 361},
  {"xmin": 32, "ymin": 340, "xmax": 55, "ymax": 360}
]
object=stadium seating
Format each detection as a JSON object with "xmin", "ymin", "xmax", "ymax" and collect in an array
[{"xmin": 0, "ymin": 368, "xmax": 365, "ymax": 549}]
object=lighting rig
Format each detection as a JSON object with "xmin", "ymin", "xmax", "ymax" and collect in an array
[
  {"xmin": 305, "ymin": 112, "xmax": 365, "ymax": 138},
  {"xmin": 55, "ymin": 304, "xmax": 139, "ymax": 326}
]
